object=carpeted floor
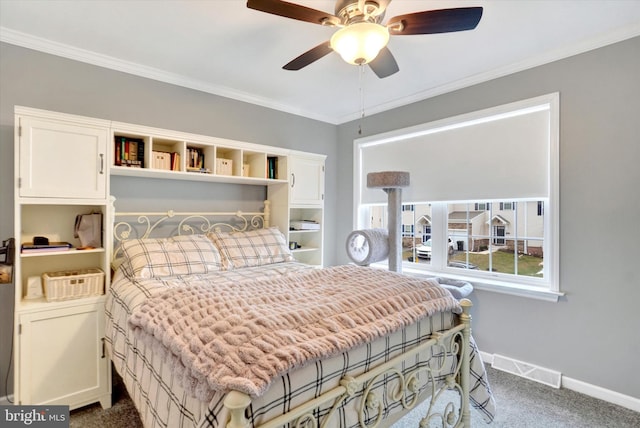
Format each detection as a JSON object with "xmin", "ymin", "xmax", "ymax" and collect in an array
[
  {"xmin": 394, "ymin": 366, "xmax": 640, "ymax": 427},
  {"xmin": 70, "ymin": 365, "xmax": 640, "ymax": 427}
]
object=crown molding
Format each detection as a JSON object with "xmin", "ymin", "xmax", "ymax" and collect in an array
[
  {"xmin": 337, "ymin": 23, "xmax": 640, "ymax": 124},
  {"xmin": 2, "ymin": 24, "xmax": 639, "ymax": 126},
  {"xmin": 0, "ymin": 27, "xmax": 337, "ymax": 124}
]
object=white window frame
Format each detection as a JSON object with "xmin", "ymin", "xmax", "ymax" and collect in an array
[{"xmin": 353, "ymin": 94, "xmax": 561, "ymax": 302}]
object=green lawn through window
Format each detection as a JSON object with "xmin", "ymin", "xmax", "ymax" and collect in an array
[{"xmin": 404, "ymin": 249, "xmax": 543, "ymax": 277}]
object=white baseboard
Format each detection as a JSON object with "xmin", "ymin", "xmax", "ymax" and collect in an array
[
  {"xmin": 561, "ymin": 376, "xmax": 640, "ymax": 413},
  {"xmin": 479, "ymin": 350, "xmax": 494, "ymax": 364},
  {"xmin": 479, "ymin": 351, "xmax": 640, "ymax": 413}
]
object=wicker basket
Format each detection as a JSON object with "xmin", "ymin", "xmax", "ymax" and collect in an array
[{"xmin": 42, "ymin": 268, "xmax": 104, "ymax": 302}]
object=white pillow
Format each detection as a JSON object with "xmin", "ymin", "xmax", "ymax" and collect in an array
[
  {"xmin": 208, "ymin": 227, "xmax": 294, "ymax": 269},
  {"xmin": 120, "ymin": 234, "xmax": 224, "ymax": 278}
]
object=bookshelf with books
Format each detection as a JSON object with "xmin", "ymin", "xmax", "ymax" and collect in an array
[
  {"xmin": 186, "ymin": 145, "xmax": 213, "ymax": 174},
  {"xmin": 110, "ymin": 123, "xmax": 289, "ymax": 185},
  {"xmin": 114, "ymin": 135, "xmax": 145, "ymax": 168},
  {"xmin": 150, "ymin": 137, "xmax": 182, "ymax": 171},
  {"xmin": 267, "ymin": 156, "xmax": 278, "ymax": 179}
]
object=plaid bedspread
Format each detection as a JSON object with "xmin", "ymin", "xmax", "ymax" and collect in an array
[{"xmin": 105, "ymin": 263, "xmax": 496, "ymax": 427}]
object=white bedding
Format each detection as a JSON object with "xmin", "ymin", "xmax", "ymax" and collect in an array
[{"xmin": 105, "ymin": 262, "xmax": 496, "ymax": 427}]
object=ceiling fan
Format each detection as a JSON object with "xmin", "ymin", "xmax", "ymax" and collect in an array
[{"xmin": 247, "ymin": 0, "xmax": 483, "ymax": 78}]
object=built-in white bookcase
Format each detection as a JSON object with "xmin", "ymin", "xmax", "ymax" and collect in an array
[
  {"xmin": 14, "ymin": 107, "xmax": 111, "ymax": 409},
  {"xmin": 13, "ymin": 106, "xmax": 326, "ymax": 409},
  {"xmin": 110, "ymin": 123, "xmax": 289, "ymax": 185}
]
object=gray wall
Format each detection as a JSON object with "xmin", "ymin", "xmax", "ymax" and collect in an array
[
  {"xmin": 0, "ymin": 42, "xmax": 337, "ymax": 396},
  {"xmin": 2, "ymin": 35, "xmax": 639, "ymax": 403},
  {"xmin": 336, "ymin": 36, "xmax": 640, "ymax": 399}
]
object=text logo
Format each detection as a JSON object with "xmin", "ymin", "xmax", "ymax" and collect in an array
[{"xmin": 1, "ymin": 405, "xmax": 69, "ymax": 427}]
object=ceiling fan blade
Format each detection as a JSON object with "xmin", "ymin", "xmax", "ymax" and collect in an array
[
  {"xmin": 247, "ymin": 0, "xmax": 340, "ymax": 26},
  {"xmin": 368, "ymin": 46, "xmax": 399, "ymax": 78},
  {"xmin": 387, "ymin": 7, "xmax": 483, "ymax": 35},
  {"xmin": 283, "ymin": 42, "xmax": 333, "ymax": 71}
]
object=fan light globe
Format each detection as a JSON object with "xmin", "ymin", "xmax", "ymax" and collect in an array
[{"xmin": 330, "ymin": 22, "xmax": 390, "ymax": 65}]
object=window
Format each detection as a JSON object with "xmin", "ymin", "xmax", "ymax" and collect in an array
[
  {"xmin": 354, "ymin": 94, "xmax": 560, "ymax": 301},
  {"xmin": 422, "ymin": 225, "xmax": 431, "ymax": 243},
  {"xmin": 402, "ymin": 224, "xmax": 414, "ymax": 237}
]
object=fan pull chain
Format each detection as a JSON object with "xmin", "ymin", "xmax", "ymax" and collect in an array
[{"xmin": 358, "ymin": 64, "xmax": 365, "ymax": 135}]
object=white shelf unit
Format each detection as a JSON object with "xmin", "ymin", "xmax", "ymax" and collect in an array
[
  {"xmin": 289, "ymin": 213, "xmax": 323, "ymax": 266},
  {"xmin": 14, "ymin": 106, "xmax": 111, "ymax": 410},
  {"xmin": 17, "ymin": 203, "xmax": 108, "ymax": 301},
  {"xmin": 270, "ymin": 153, "xmax": 326, "ymax": 267},
  {"xmin": 110, "ymin": 123, "xmax": 289, "ymax": 185}
]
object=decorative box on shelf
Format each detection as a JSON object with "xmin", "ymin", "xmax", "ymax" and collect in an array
[
  {"xmin": 216, "ymin": 158, "xmax": 233, "ymax": 175},
  {"xmin": 42, "ymin": 268, "xmax": 105, "ymax": 302}
]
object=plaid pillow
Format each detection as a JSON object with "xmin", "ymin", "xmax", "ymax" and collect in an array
[
  {"xmin": 208, "ymin": 227, "xmax": 294, "ymax": 269},
  {"xmin": 120, "ymin": 234, "xmax": 224, "ymax": 278}
]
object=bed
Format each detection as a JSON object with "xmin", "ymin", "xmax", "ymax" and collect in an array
[{"xmin": 105, "ymin": 201, "xmax": 495, "ymax": 427}]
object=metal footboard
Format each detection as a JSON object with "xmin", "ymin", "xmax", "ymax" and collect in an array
[{"xmin": 225, "ymin": 299, "xmax": 473, "ymax": 428}]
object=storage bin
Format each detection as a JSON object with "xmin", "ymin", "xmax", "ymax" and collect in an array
[
  {"xmin": 216, "ymin": 158, "xmax": 233, "ymax": 175},
  {"xmin": 42, "ymin": 268, "xmax": 104, "ymax": 302}
]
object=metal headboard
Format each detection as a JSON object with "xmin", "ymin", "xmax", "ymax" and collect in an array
[{"xmin": 111, "ymin": 199, "xmax": 271, "ymax": 264}]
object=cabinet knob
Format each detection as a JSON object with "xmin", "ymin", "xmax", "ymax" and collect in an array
[
  {"xmin": 99, "ymin": 153, "xmax": 105, "ymax": 174},
  {"xmin": 291, "ymin": 173, "xmax": 295, "ymax": 188}
]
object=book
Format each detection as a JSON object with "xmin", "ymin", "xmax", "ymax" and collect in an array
[
  {"xmin": 137, "ymin": 139, "xmax": 145, "ymax": 168},
  {"xmin": 21, "ymin": 242, "xmax": 72, "ymax": 253},
  {"xmin": 186, "ymin": 167, "xmax": 211, "ymax": 174},
  {"xmin": 187, "ymin": 147, "xmax": 205, "ymax": 170},
  {"xmin": 171, "ymin": 152, "xmax": 181, "ymax": 171},
  {"xmin": 290, "ymin": 220, "xmax": 320, "ymax": 230},
  {"xmin": 267, "ymin": 156, "xmax": 278, "ymax": 179}
]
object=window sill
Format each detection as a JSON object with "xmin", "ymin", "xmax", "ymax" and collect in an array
[
  {"xmin": 372, "ymin": 263, "xmax": 564, "ymax": 302},
  {"xmin": 470, "ymin": 280, "xmax": 563, "ymax": 302}
]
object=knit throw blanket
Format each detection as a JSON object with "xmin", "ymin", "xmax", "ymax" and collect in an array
[{"xmin": 128, "ymin": 265, "xmax": 461, "ymax": 401}]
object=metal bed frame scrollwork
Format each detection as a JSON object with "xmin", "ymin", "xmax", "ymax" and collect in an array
[
  {"xmin": 224, "ymin": 299, "xmax": 473, "ymax": 428},
  {"xmin": 111, "ymin": 199, "xmax": 271, "ymax": 262}
]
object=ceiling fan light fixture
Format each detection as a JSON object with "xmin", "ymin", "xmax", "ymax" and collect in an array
[{"xmin": 330, "ymin": 22, "xmax": 389, "ymax": 65}]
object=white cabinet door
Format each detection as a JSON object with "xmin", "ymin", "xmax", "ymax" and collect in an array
[
  {"xmin": 290, "ymin": 155, "xmax": 324, "ymax": 206},
  {"xmin": 18, "ymin": 303, "xmax": 110, "ymax": 409},
  {"xmin": 18, "ymin": 116, "xmax": 107, "ymax": 199}
]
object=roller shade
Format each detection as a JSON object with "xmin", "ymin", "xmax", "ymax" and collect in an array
[{"xmin": 357, "ymin": 96, "xmax": 555, "ymax": 204}]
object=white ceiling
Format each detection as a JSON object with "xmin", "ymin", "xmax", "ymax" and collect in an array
[{"xmin": 1, "ymin": 0, "xmax": 640, "ymax": 124}]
